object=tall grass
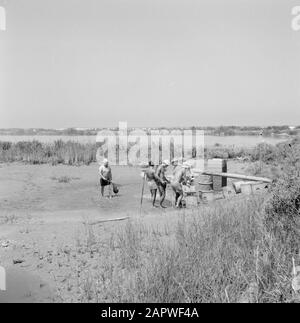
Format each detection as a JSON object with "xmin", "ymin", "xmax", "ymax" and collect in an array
[
  {"xmin": 206, "ymin": 137, "xmax": 300, "ymax": 163},
  {"xmin": 205, "ymin": 142, "xmax": 278, "ymax": 162},
  {"xmin": 0, "ymin": 137, "xmax": 298, "ymax": 166},
  {"xmin": 75, "ymin": 194, "xmax": 298, "ymax": 303},
  {"xmin": 0, "ymin": 140, "xmax": 97, "ymax": 165}
]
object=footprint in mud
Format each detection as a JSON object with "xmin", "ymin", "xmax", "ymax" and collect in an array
[{"xmin": 0, "ymin": 267, "xmax": 53, "ymax": 303}]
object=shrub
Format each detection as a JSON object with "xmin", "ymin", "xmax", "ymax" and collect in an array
[
  {"xmin": 251, "ymin": 143, "xmax": 278, "ymax": 163},
  {"xmin": 264, "ymin": 139, "xmax": 300, "ymax": 252}
]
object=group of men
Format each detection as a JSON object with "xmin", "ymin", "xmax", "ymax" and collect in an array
[
  {"xmin": 144, "ymin": 159, "xmax": 192, "ymax": 208},
  {"xmin": 98, "ymin": 158, "xmax": 193, "ymax": 208}
]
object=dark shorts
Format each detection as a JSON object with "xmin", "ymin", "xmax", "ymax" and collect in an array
[
  {"xmin": 157, "ymin": 182, "xmax": 167, "ymax": 195},
  {"xmin": 100, "ymin": 178, "xmax": 111, "ymax": 187}
]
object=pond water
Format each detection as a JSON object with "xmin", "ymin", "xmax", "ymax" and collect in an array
[{"xmin": 0, "ymin": 267, "xmax": 53, "ymax": 303}]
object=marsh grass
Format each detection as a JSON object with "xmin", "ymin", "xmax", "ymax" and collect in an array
[
  {"xmin": 0, "ymin": 140, "xmax": 97, "ymax": 165},
  {"xmin": 1, "ymin": 138, "xmax": 297, "ymax": 166}
]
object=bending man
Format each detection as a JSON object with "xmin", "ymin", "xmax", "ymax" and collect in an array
[{"xmin": 170, "ymin": 162, "xmax": 190, "ymax": 208}]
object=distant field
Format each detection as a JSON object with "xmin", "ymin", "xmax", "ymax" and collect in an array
[{"xmin": 0, "ymin": 134, "xmax": 289, "ymax": 147}]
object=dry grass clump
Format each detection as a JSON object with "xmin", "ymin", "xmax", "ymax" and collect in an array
[{"xmin": 51, "ymin": 175, "xmax": 80, "ymax": 183}]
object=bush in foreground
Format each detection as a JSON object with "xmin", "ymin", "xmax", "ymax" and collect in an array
[{"xmin": 264, "ymin": 139, "xmax": 300, "ymax": 252}]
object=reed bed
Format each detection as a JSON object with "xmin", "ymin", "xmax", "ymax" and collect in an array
[
  {"xmin": 0, "ymin": 140, "xmax": 97, "ymax": 165},
  {"xmin": 0, "ymin": 136, "xmax": 298, "ymax": 166}
]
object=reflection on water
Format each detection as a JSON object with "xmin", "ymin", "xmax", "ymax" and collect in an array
[{"xmin": 0, "ymin": 267, "xmax": 53, "ymax": 303}]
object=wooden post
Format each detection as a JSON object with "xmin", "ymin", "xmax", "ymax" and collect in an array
[{"xmin": 206, "ymin": 159, "xmax": 227, "ymax": 191}]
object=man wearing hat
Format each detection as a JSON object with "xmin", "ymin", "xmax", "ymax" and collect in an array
[
  {"xmin": 144, "ymin": 161, "xmax": 160, "ymax": 207},
  {"xmin": 155, "ymin": 160, "xmax": 170, "ymax": 208},
  {"xmin": 99, "ymin": 158, "xmax": 112, "ymax": 198},
  {"xmin": 171, "ymin": 158, "xmax": 180, "ymax": 176}
]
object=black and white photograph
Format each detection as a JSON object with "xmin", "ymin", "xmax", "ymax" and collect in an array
[{"xmin": 0, "ymin": 0, "xmax": 300, "ymax": 308}]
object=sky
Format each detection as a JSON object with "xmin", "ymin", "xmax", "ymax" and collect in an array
[{"xmin": 0, "ymin": 0, "xmax": 299, "ymax": 128}]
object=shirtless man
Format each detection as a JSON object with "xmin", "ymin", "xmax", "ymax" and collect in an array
[
  {"xmin": 171, "ymin": 158, "xmax": 180, "ymax": 175},
  {"xmin": 155, "ymin": 160, "xmax": 170, "ymax": 208},
  {"xmin": 144, "ymin": 161, "xmax": 160, "ymax": 207},
  {"xmin": 99, "ymin": 158, "xmax": 112, "ymax": 198},
  {"xmin": 170, "ymin": 162, "xmax": 190, "ymax": 208}
]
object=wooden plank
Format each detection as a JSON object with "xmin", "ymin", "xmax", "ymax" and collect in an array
[
  {"xmin": 192, "ymin": 170, "xmax": 272, "ymax": 183},
  {"xmin": 83, "ymin": 216, "xmax": 130, "ymax": 225}
]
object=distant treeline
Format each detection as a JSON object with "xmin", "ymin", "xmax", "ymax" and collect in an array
[
  {"xmin": 0, "ymin": 138, "xmax": 298, "ymax": 166},
  {"xmin": 0, "ymin": 125, "xmax": 299, "ymax": 136}
]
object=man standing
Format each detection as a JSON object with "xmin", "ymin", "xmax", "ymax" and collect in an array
[
  {"xmin": 144, "ymin": 161, "xmax": 160, "ymax": 207},
  {"xmin": 155, "ymin": 160, "xmax": 170, "ymax": 208},
  {"xmin": 99, "ymin": 158, "xmax": 112, "ymax": 198}
]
